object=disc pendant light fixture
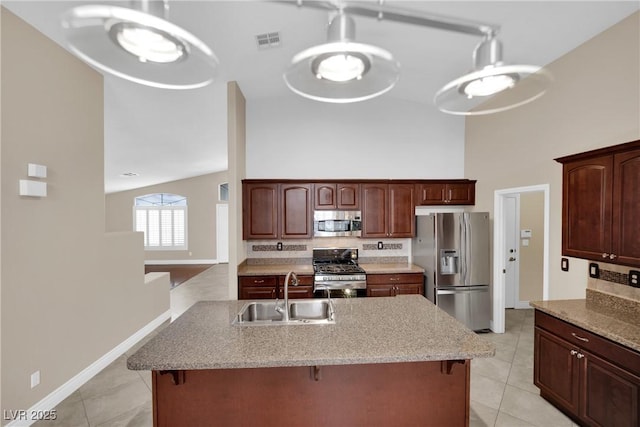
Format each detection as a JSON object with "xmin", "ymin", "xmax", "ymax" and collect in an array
[
  {"xmin": 434, "ymin": 36, "xmax": 552, "ymax": 115},
  {"xmin": 61, "ymin": 0, "xmax": 218, "ymax": 89},
  {"xmin": 283, "ymin": 12, "xmax": 400, "ymax": 103}
]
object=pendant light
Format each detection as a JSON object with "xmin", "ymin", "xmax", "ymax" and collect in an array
[
  {"xmin": 61, "ymin": 0, "xmax": 218, "ymax": 90},
  {"xmin": 434, "ymin": 36, "xmax": 552, "ymax": 115},
  {"xmin": 283, "ymin": 12, "xmax": 400, "ymax": 103}
]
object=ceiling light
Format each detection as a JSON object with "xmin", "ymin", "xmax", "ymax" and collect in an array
[
  {"xmin": 434, "ymin": 36, "xmax": 552, "ymax": 115},
  {"xmin": 283, "ymin": 13, "xmax": 400, "ymax": 103},
  {"xmin": 61, "ymin": 1, "xmax": 218, "ymax": 90}
]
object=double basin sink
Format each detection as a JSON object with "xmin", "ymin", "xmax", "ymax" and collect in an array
[{"xmin": 233, "ymin": 299, "xmax": 335, "ymax": 325}]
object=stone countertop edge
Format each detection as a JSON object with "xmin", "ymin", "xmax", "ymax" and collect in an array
[
  {"xmin": 530, "ymin": 298, "xmax": 640, "ymax": 353},
  {"xmin": 237, "ymin": 263, "xmax": 425, "ymax": 276},
  {"xmin": 127, "ymin": 295, "xmax": 494, "ymax": 371}
]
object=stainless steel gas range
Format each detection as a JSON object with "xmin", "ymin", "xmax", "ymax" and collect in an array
[{"xmin": 312, "ymin": 248, "xmax": 367, "ymax": 297}]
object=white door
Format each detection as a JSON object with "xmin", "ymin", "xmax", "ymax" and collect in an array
[
  {"xmin": 504, "ymin": 195, "xmax": 520, "ymax": 309},
  {"xmin": 216, "ymin": 204, "xmax": 229, "ymax": 263}
]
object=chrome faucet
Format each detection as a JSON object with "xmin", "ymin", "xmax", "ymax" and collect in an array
[{"xmin": 275, "ymin": 271, "xmax": 298, "ymax": 322}]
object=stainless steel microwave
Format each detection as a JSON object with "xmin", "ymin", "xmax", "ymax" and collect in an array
[{"xmin": 313, "ymin": 211, "xmax": 362, "ymax": 237}]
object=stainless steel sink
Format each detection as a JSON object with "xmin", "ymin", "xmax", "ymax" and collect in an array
[{"xmin": 233, "ymin": 299, "xmax": 335, "ymax": 325}]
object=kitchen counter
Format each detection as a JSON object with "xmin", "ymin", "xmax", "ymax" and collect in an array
[
  {"xmin": 530, "ymin": 294, "xmax": 640, "ymax": 352},
  {"xmin": 127, "ymin": 295, "xmax": 494, "ymax": 371},
  {"xmin": 237, "ymin": 262, "xmax": 424, "ymax": 276}
]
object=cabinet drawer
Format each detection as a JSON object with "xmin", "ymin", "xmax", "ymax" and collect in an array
[
  {"xmin": 535, "ymin": 311, "xmax": 640, "ymax": 376},
  {"xmin": 367, "ymin": 273, "xmax": 424, "ymax": 285},
  {"xmin": 238, "ymin": 276, "xmax": 277, "ymax": 287},
  {"xmin": 278, "ymin": 275, "xmax": 313, "ymax": 286}
]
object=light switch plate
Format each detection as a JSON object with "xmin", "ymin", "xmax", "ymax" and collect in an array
[
  {"xmin": 589, "ymin": 263, "xmax": 599, "ymax": 278},
  {"xmin": 19, "ymin": 180, "xmax": 47, "ymax": 197},
  {"xmin": 561, "ymin": 258, "xmax": 569, "ymax": 272}
]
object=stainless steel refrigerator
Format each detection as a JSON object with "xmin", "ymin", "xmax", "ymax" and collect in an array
[{"xmin": 412, "ymin": 212, "xmax": 491, "ymax": 331}]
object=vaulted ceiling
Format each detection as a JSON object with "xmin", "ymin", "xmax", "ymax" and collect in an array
[{"xmin": 5, "ymin": 1, "xmax": 639, "ymax": 193}]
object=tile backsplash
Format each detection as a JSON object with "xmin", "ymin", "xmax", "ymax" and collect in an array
[
  {"xmin": 587, "ymin": 262, "xmax": 640, "ymax": 302},
  {"xmin": 246, "ymin": 237, "xmax": 410, "ymax": 264}
]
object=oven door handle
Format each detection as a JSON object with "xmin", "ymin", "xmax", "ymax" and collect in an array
[{"xmin": 314, "ymin": 280, "xmax": 367, "ymax": 290}]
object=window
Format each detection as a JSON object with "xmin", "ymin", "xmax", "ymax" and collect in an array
[
  {"xmin": 134, "ymin": 193, "xmax": 187, "ymax": 250},
  {"xmin": 219, "ymin": 182, "xmax": 229, "ymax": 202}
]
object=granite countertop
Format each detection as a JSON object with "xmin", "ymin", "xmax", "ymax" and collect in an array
[
  {"xmin": 237, "ymin": 263, "xmax": 424, "ymax": 276},
  {"xmin": 530, "ymin": 295, "xmax": 640, "ymax": 353},
  {"xmin": 127, "ymin": 295, "xmax": 494, "ymax": 371}
]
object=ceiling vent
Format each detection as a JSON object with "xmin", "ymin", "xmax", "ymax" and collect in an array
[{"xmin": 256, "ymin": 32, "xmax": 281, "ymax": 49}]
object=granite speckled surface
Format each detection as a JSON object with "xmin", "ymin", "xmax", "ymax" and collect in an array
[
  {"xmin": 237, "ymin": 262, "xmax": 424, "ymax": 276},
  {"xmin": 127, "ymin": 295, "xmax": 494, "ymax": 371},
  {"xmin": 530, "ymin": 296, "xmax": 640, "ymax": 353}
]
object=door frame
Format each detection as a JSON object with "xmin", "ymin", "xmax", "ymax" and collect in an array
[
  {"xmin": 503, "ymin": 194, "xmax": 521, "ymax": 309},
  {"xmin": 493, "ymin": 184, "xmax": 550, "ymax": 333}
]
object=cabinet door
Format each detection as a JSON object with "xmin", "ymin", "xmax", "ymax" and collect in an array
[
  {"xmin": 389, "ymin": 184, "xmax": 415, "ymax": 237},
  {"xmin": 395, "ymin": 283, "xmax": 424, "ymax": 296},
  {"xmin": 416, "ymin": 183, "xmax": 446, "ymax": 205},
  {"xmin": 337, "ymin": 183, "xmax": 360, "ymax": 209},
  {"xmin": 534, "ymin": 327, "xmax": 580, "ymax": 415},
  {"xmin": 361, "ymin": 183, "xmax": 388, "ymax": 238},
  {"xmin": 446, "ymin": 183, "xmax": 475, "ymax": 205},
  {"xmin": 562, "ymin": 155, "xmax": 613, "ymax": 261},
  {"xmin": 581, "ymin": 350, "xmax": 640, "ymax": 427},
  {"xmin": 314, "ymin": 183, "xmax": 337, "ymax": 210},
  {"xmin": 243, "ymin": 183, "xmax": 279, "ymax": 239},
  {"xmin": 612, "ymin": 148, "xmax": 640, "ymax": 266},
  {"xmin": 280, "ymin": 184, "xmax": 313, "ymax": 238}
]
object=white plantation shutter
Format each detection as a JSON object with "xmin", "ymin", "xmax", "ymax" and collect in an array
[{"xmin": 133, "ymin": 205, "xmax": 188, "ymax": 250}]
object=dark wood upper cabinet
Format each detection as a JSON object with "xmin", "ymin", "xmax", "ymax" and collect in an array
[
  {"xmin": 314, "ymin": 183, "xmax": 360, "ymax": 210},
  {"xmin": 361, "ymin": 183, "xmax": 414, "ymax": 238},
  {"xmin": 242, "ymin": 182, "xmax": 312, "ymax": 240},
  {"xmin": 243, "ymin": 183, "xmax": 278, "ymax": 239},
  {"xmin": 415, "ymin": 181, "xmax": 475, "ymax": 205},
  {"xmin": 556, "ymin": 140, "xmax": 640, "ymax": 266},
  {"xmin": 280, "ymin": 183, "xmax": 313, "ymax": 238},
  {"xmin": 243, "ymin": 179, "xmax": 473, "ymax": 240}
]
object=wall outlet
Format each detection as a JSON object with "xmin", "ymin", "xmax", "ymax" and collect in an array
[
  {"xmin": 30, "ymin": 371, "xmax": 40, "ymax": 389},
  {"xmin": 629, "ymin": 270, "xmax": 640, "ymax": 288},
  {"xmin": 277, "ymin": 242, "xmax": 283, "ymax": 251},
  {"xmin": 377, "ymin": 241, "xmax": 384, "ymax": 250},
  {"xmin": 561, "ymin": 258, "xmax": 569, "ymax": 272}
]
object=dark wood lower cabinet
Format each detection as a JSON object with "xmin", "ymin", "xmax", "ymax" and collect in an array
[
  {"xmin": 238, "ymin": 275, "xmax": 313, "ymax": 300},
  {"xmin": 153, "ymin": 360, "xmax": 470, "ymax": 427},
  {"xmin": 534, "ymin": 310, "xmax": 640, "ymax": 427},
  {"xmin": 367, "ymin": 273, "xmax": 424, "ymax": 297}
]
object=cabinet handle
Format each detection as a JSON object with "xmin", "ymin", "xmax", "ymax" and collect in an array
[
  {"xmin": 570, "ymin": 350, "xmax": 578, "ymax": 356},
  {"xmin": 255, "ymin": 279, "xmax": 265, "ymax": 284},
  {"xmin": 609, "ymin": 254, "xmax": 617, "ymax": 259},
  {"xmin": 602, "ymin": 253, "xmax": 609, "ymax": 258},
  {"xmin": 576, "ymin": 353, "xmax": 585, "ymax": 359},
  {"xmin": 389, "ymin": 277, "xmax": 400, "ymax": 281},
  {"xmin": 571, "ymin": 333, "xmax": 589, "ymax": 342}
]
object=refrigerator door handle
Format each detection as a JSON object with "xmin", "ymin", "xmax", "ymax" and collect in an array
[
  {"xmin": 465, "ymin": 213, "xmax": 472, "ymax": 286},
  {"xmin": 437, "ymin": 286, "xmax": 489, "ymax": 294}
]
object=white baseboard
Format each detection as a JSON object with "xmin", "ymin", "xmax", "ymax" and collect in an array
[
  {"xmin": 144, "ymin": 259, "xmax": 217, "ymax": 265},
  {"xmin": 7, "ymin": 309, "xmax": 171, "ymax": 427}
]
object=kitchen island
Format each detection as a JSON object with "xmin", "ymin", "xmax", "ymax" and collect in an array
[{"xmin": 128, "ymin": 295, "xmax": 494, "ymax": 426}]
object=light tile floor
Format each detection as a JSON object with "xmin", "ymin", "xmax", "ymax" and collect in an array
[{"xmin": 36, "ymin": 265, "xmax": 577, "ymax": 426}]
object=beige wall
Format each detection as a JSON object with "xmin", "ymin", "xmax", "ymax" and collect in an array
[
  {"xmin": 519, "ymin": 192, "xmax": 544, "ymax": 302},
  {"xmin": 466, "ymin": 12, "xmax": 640, "ymax": 300},
  {"xmin": 1, "ymin": 9, "xmax": 168, "ymax": 416},
  {"xmin": 105, "ymin": 171, "xmax": 228, "ymax": 262},
  {"xmin": 228, "ymin": 82, "xmax": 247, "ymax": 300}
]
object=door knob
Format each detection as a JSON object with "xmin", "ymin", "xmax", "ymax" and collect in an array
[{"xmin": 509, "ymin": 257, "xmax": 516, "ymax": 262}]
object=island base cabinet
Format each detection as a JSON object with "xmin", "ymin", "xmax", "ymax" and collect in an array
[{"xmin": 153, "ymin": 360, "xmax": 470, "ymax": 427}]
